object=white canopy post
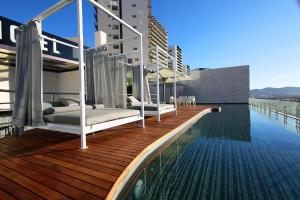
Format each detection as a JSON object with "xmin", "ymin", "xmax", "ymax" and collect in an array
[
  {"xmin": 140, "ymin": 35, "xmax": 145, "ymax": 127},
  {"xmin": 77, "ymin": 0, "xmax": 87, "ymax": 149},
  {"xmin": 174, "ymin": 48, "xmax": 177, "ymax": 115},
  {"xmin": 156, "ymin": 45, "xmax": 160, "ymax": 121}
]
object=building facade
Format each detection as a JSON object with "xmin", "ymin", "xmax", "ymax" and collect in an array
[
  {"xmin": 183, "ymin": 64, "xmax": 191, "ymax": 75},
  {"xmin": 168, "ymin": 45, "xmax": 183, "ymax": 73},
  {"xmin": 148, "ymin": 16, "xmax": 168, "ymax": 68},
  {"xmin": 94, "ymin": 0, "xmax": 168, "ymax": 68}
]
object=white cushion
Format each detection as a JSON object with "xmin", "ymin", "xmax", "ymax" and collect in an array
[{"xmin": 127, "ymin": 96, "xmax": 141, "ymax": 106}]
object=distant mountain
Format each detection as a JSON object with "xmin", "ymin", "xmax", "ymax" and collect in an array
[{"xmin": 250, "ymin": 87, "xmax": 300, "ymax": 98}]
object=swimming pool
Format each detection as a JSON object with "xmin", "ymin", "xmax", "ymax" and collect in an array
[{"xmin": 121, "ymin": 105, "xmax": 300, "ymax": 200}]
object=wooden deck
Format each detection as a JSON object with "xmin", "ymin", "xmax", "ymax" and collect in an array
[{"xmin": 0, "ymin": 106, "xmax": 212, "ymax": 200}]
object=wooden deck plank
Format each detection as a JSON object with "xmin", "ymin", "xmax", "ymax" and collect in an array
[
  {"xmin": 0, "ymin": 175, "xmax": 42, "ymax": 200},
  {"xmin": 0, "ymin": 165, "xmax": 70, "ymax": 200},
  {"xmin": 57, "ymin": 151, "xmax": 126, "ymax": 171},
  {"xmin": 0, "ymin": 106, "xmax": 212, "ymax": 199},
  {"xmin": 33, "ymin": 154, "xmax": 117, "ymax": 182},
  {"xmin": 25, "ymin": 156, "xmax": 112, "ymax": 190},
  {"xmin": 0, "ymin": 188, "xmax": 16, "ymax": 200},
  {"xmin": 10, "ymin": 158, "xmax": 107, "ymax": 199},
  {"xmin": 0, "ymin": 159, "xmax": 99, "ymax": 200},
  {"xmin": 47, "ymin": 152, "xmax": 122, "ymax": 177}
]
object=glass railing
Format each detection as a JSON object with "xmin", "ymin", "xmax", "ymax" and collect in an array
[{"xmin": 249, "ymin": 98, "xmax": 300, "ymax": 117}]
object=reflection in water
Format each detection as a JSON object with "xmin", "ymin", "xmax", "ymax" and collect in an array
[
  {"xmin": 197, "ymin": 105, "xmax": 251, "ymax": 141},
  {"xmin": 123, "ymin": 105, "xmax": 300, "ymax": 200},
  {"xmin": 252, "ymin": 105, "xmax": 300, "ymax": 135}
]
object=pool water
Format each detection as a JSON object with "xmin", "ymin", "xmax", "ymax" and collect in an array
[{"xmin": 122, "ymin": 105, "xmax": 300, "ymax": 200}]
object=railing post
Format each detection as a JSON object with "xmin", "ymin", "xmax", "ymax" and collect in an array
[
  {"xmin": 174, "ymin": 48, "xmax": 177, "ymax": 115},
  {"xmin": 296, "ymin": 107, "xmax": 300, "ymax": 127},
  {"xmin": 156, "ymin": 46, "xmax": 160, "ymax": 122},
  {"xmin": 283, "ymin": 105, "xmax": 287, "ymax": 125},
  {"xmin": 140, "ymin": 34, "xmax": 145, "ymax": 128}
]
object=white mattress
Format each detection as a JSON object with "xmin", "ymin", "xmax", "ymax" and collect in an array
[
  {"xmin": 129, "ymin": 103, "xmax": 175, "ymax": 111},
  {"xmin": 43, "ymin": 108, "xmax": 140, "ymax": 126}
]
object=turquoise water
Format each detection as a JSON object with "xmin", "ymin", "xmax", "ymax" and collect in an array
[{"xmin": 122, "ymin": 105, "xmax": 300, "ymax": 200}]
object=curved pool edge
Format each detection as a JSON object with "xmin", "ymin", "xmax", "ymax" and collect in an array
[{"xmin": 106, "ymin": 107, "xmax": 220, "ymax": 200}]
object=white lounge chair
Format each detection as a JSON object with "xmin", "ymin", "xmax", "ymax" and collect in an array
[
  {"xmin": 187, "ymin": 96, "xmax": 196, "ymax": 106},
  {"xmin": 127, "ymin": 96, "xmax": 175, "ymax": 116},
  {"xmin": 177, "ymin": 96, "xmax": 188, "ymax": 107}
]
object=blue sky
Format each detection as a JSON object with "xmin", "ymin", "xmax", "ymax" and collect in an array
[{"xmin": 1, "ymin": 0, "xmax": 300, "ymax": 89}]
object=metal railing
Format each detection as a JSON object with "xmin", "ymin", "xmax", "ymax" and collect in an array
[{"xmin": 249, "ymin": 98, "xmax": 300, "ymax": 120}]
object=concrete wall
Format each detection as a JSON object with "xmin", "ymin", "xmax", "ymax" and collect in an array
[
  {"xmin": 178, "ymin": 66, "xmax": 249, "ymax": 104},
  {"xmin": 44, "ymin": 71, "xmax": 80, "ymax": 102}
]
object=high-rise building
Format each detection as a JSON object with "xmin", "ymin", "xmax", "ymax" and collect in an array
[
  {"xmin": 168, "ymin": 45, "xmax": 183, "ymax": 73},
  {"xmin": 183, "ymin": 64, "xmax": 191, "ymax": 75},
  {"xmin": 94, "ymin": 0, "xmax": 168, "ymax": 68},
  {"xmin": 148, "ymin": 16, "xmax": 168, "ymax": 68}
]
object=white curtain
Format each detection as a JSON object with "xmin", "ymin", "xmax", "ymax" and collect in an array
[
  {"xmin": 12, "ymin": 20, "xmax": 43, "ymax": 127},
  {"xmin": 132, "ymin": 66, "xmax": 151, "ymax": 103},
  {"xmin": 86, "ymin": 50, "xmax": 127, "ymax": 108},
  {"xmin": 110, "ymin": 55, "xmax": 127, "ymax": 108}
]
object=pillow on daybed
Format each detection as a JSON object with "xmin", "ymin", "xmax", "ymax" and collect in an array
[
  {"xmin": 43, "ymin": 102, "xmax": 55, "ymax": 115},
  {"xmin": 59, "ymin": 98, "xmax": 80, "ymax": 106},
  {"xmin": 127, "ymin": 96, "xmax": 141, "ymax": 106},
  {"xmin": 43, "ymin": 105, "xmax": 98, "ymax": 116}
]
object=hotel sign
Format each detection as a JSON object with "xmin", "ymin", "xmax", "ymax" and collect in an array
[{"xmin": 0, "ymin": 16, "xmax": 78, "ymax": 61}]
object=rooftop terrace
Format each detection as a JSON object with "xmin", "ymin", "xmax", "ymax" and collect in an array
[{"xmin": 0, "ymin": 106, "xmax": 213, "ymax": 199}]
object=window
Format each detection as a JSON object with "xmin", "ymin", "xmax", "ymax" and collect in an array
[
  {"xmin": 108, "ymin": 24, "xmax": 111, "ymax": 27},
  {"xmin": 133, "ymin": 47, "xmax": 138, "ymax": 51},
  {"xmin": 132, "ymin": 15, "xmax": 137, "ymax": 18},
  {"xmin": 128, "ymin": 58, "xmax": 133, "ymax": 64},
  {"xmin": 112, "ymin": 5, "xmax": 118, "ymax": 10},
  {"xmin": 113, "ymin": 45, "xmax": 119, "ymax": 49},
  {"xmin": 113, "ymin": 25, "xmax": 119, "ymax": 30},
  {"xmin": 113, "ymin": 34, "xmax": 119, "ymax": 39},
  {"xmin": 132, "ymin": 4, "xmax": 136, "ymax": 7},
  {"xmin": 133, "ymin": 26, "xmax": 137, "ymax": 29},
  {"xmin": 109, "ymin": 34, "xmax": 112, "ymax": 37},
  {"xmin": 135, "ymin": 58, "xmax": 139, "ymax": 62}
]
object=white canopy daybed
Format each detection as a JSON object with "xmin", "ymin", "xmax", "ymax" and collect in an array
[
  {"xmin": 12, "ymin": 0, "xmax": 145, "ymax": 149},
  {"xmin": 128, "ymin": 45, "xmax": 177, "ymax": 121}
]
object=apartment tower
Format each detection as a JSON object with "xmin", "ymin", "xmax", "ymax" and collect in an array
[
  {"xmin": 168, "ymin": 45, "xmax": 183, "ymax": 73},
  {"xmin": 94, "ymin": 0, "xmax": 168, "ymax": 68},
  {"xmin": 148, "ymin": 16, "xmax": 168, "ymax": 68},
  {"xmin": 183, "ymin": 64, "xmax": 191, "ymax": 75}
]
